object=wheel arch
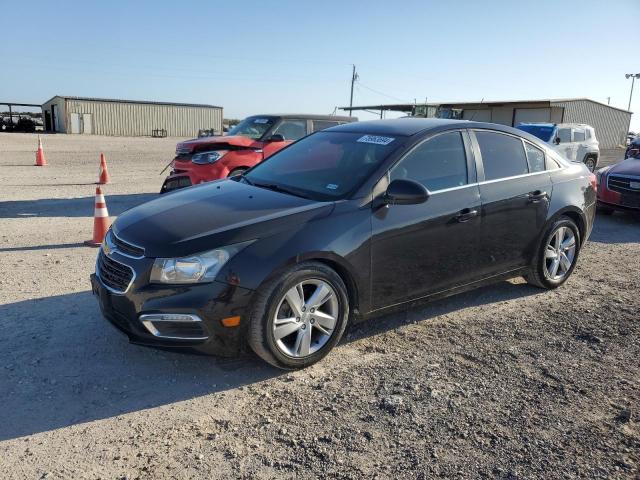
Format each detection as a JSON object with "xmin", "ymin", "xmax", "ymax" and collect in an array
[
  {"xmin": 547, "ymin": 207, "xmax": 586, "ymax": 243},
  {"xmin": 260, "ymin": 251, "xmax": 362, "ymax": 316}
]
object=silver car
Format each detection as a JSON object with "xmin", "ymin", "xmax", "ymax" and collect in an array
[{"xmin": 517, "ymin": 123, "xmax": 600, "ymax": 172}]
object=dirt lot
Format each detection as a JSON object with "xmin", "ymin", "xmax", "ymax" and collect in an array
[{"xmin": 0, "ymin": 133, "xmax": 638, "ymax": 479}]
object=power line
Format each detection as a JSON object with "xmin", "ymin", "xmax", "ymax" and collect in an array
[{"xmin": 355, "ymin": 79, "xmax": 408, "ymax": 102}]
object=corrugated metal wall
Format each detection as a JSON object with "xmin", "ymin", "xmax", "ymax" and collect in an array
[
  {"xmin": 551, "ymin": 100, "xmax": 631, "ymax": 149},
  {"xmin": 65, "ymin": 99, "xmax": 222, "ymax": 137}
]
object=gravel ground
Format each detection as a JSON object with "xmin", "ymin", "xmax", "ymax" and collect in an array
[{"xmin": 0, "ymin": 133, "xmax": 638, "ymax": 479}]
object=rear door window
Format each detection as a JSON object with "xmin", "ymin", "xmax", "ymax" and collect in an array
[
  {"xmin": 390, "ymin": 131, "xmax": 468, "ymax": 191},
  {"xmin": 475, "ymin": 131, "xmax": 529, "ymax": 180},
  {"xmin": 312, "ymin": 120, "xmax": 341, "ymax": 132}
]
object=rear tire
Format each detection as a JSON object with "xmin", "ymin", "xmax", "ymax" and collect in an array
[
  {"xmin": 525, "ymin": 217, "xmax": 581, "ymax": 289},
  {"xmin": 228, "ymin": 168, "xmax": 247, "ymax": 178},
  {"xmin": 247, "ymin": 262, "xmax": 350, "ymax": 369}
]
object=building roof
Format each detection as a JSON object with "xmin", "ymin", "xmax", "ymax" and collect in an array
[
  {"xmin": 43, "ymin": 95, "xmax": 222, "ymax": 109},
  {"xmin": 341, "ymin": 98, "xmax": 632, "ymax": 114}
]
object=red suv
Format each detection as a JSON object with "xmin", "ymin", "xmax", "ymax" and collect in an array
[{"xmin": 160, "ymin": 114, "xmax": 355, "ymax": 193}]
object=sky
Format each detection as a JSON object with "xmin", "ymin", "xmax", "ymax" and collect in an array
[{"xmin": 2, "ymin": 0, "xmax": 640, "ymax": 130}]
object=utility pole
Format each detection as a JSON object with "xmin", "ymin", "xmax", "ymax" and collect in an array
[
  {"xmin": 625, "ymin": 73, "xmax": 640, "ymax": 111},
  {"xmin": 349, "ymin": 65, "xmax": 358, "ymax": 117}
]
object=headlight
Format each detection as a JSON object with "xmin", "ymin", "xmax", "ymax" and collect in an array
[
  {"xmin": 150, "ymin": 242, "xmax": 251, "ymax": 284},
  {"xmin": 191, "ymin": 150, "xmax": 229, "ymax": 165}
]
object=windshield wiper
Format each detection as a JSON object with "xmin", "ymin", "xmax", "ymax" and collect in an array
[
  {"xmin": 239, "ymin": 174, "xmax": 254, "ymax": 186},
  {"xmin": 253, "ymin": 182, "xmax": 311, "ymax": 199}
]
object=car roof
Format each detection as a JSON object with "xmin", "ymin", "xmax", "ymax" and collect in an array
[
  {"xmin": 325, "ymin": 118, "xmax": 472, "ymax": 136},
  {"xmin": 325, "ymin": 117, "xmax": 540, "ymax": 137},
  {"xmin": 248, "ymin": 114, "xmax": 355, "ymax": 122}
]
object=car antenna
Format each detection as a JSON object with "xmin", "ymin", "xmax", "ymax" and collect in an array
[{"xmin": 469, "ymin": 98, "xmax": 484, "ymax": 121}]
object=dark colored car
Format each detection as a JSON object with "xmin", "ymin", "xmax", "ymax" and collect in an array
[
  {"xmin": 625, "ymin": 136, "xmax": 640, "ymax": 159},
  {"xmin": 91, "ymin": 118, "xmax": 596, "ymax": 369},
  {"xmin": 160, "ymin": 114, "xmax": 356, "ymax": 193},
  {"xmin": 596, "ymin": 153, "xmax": 640, "ymax": 214}
]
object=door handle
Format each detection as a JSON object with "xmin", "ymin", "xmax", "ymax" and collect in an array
[
  {"xmin": 456, "ymin": 208, "xmax": 478, "ymax": 222},
  {"xmin": 527, "ymin": 190, "xmax": 548, "ymax": 203}
]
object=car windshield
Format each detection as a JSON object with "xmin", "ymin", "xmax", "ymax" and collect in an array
[
  {"xmin": 228, "ymin": 116, "xmax": 277, "ymax": 140},
  {"xmin": 244, "ymin": 131, "xmax": 404, "ymax": 201},
  {"xmin": 517, "ymin": 124, "xmax": 556, "ymax": 142}
]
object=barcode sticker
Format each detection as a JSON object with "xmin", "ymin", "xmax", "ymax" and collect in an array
[{"xmin": 357, "ymin": 135, "xmax": 395, "ymax": 145}]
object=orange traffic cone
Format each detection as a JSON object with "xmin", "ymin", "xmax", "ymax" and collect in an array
[
  {"xmin": 35, "ymin": 135, "xmax": 47, "ymax": 166},
  {"xmin": 98, "ymin": 153, "xmax": 110, "ymax": 184},
  {"xmin": 85, "ymin": 187, "xmax": 111, "ymax": 247}
]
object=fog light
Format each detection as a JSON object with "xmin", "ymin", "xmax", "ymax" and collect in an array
[
  {"xmin": 139, "ymin": 313, "xmax": 205, "ymax": 339},
  {"xmin": 141, "ymin": 313, "xmax": 202, "ymax": 323}
]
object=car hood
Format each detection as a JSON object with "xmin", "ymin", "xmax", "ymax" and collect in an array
[
  {"xmin": 608, "ymin": 158, "xmax": 640, "ymax": 177},
  {"xmin": 178, "ymin": 135, "xmax": 259, "ymax": 151},
  {"xmin": 113, "ymin": 180, "xmax": 333, "ymax": 258}
]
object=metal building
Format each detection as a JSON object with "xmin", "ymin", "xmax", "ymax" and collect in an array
[
  {"xmin": 342, "ymin": 98, "xmax": 632, "ymax": 149},
  {"xmin": 41, "ymin": 96, "xmax": 223, "ymax": 137}
]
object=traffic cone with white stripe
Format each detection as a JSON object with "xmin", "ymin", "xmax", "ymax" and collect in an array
[
  {"xmin": 35, "ymin": 135, "xmax": 47, "ymax": 166},
  {"xmin": 98, "ymin": 153, "xmax": 110, "ymax": 184},
  {"xmin": 84, "ymin": 187, "xmax": 111, "ymax": 247}
]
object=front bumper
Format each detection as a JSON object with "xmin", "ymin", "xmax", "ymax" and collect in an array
[
  {"xmin": 160, "ymin": 158, "xmax": 228, "ymax": 193},
  {"xmin": 597, "ymin": 178, "xmax": 640, "ymax": 211},
  {"xmin": 90, "ymin": 271, "xmax": 254, "ymax": 356}
]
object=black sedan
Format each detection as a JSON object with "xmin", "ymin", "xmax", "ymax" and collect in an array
[{"xmin": 91, "ymin": 118, "xmax": 596, "ymax": 369}]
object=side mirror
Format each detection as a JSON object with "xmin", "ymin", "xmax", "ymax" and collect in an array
[
  {"xmin": 383, "ymin": 179, "xmax": 429, "ymax": 206},
  {"xmin": 554, "ymin": 137, "xmax": 561, "ymax": 145},
  {"xmin": 267, "ymin": 134, "xmax": 285, "ymax": 142}
]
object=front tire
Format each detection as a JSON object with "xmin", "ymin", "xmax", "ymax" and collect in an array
[
  {"xmin": 525, "ymin": 217, "xmax": 581, "ymax": 289},
  {"xmin": 247, "ymin": 262, "xmax": 350, "ymax": 369}
]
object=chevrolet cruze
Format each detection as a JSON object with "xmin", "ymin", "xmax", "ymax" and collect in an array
[{"xmin": 91, "ymin": 118, "xmax": 596, "ymax": 369}]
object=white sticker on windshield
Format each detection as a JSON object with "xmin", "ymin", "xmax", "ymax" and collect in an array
[
  {"xmin": 357, "ymin": 134, "xmax": 395, "ymax": 145},
  {"xmin": 326, "ymin": 183, "xmax": 339, "ymax": 190},
  {"xmin": 253, "ymin": 118, "xmax": 270, "ymax": 124}
]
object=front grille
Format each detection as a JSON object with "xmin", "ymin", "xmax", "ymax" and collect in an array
[
  {"xmin": 608, "ymin": 175, "xmax": 640, "ymax": 194},
  {"xmin": 98, "ymin": 251, "xmax": 135, "ymax": 293},
  {"xmin": 112, "ymin": 232, "xmax": 144, "ymax": 258},
  {"xmin": 608, "ymin": 175, "xmax": 640, "ymax": 208},
  {"xmin": 160, "ymin": 175, "xmax": 192, "ymax": 194}
]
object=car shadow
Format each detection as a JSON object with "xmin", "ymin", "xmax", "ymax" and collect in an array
[
  {"xmin": 0, "ymin": 291, "xmax": 278, "ymax": 441},
  {"xmin": 589, "ymin": 213, "xmax": 640, "ymax": 244},
  {"xmin": 0, "ymin": 193, "xmax": 157, "ymax": 219}
]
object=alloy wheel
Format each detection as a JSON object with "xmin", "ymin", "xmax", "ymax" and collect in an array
[
  {"xmin": 272, "ymin": 279, "xmax": 339, "ymax": 358},
  {"xmin": 543, "ymin": 226, "xmax": 577, "ymax": 281}
]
